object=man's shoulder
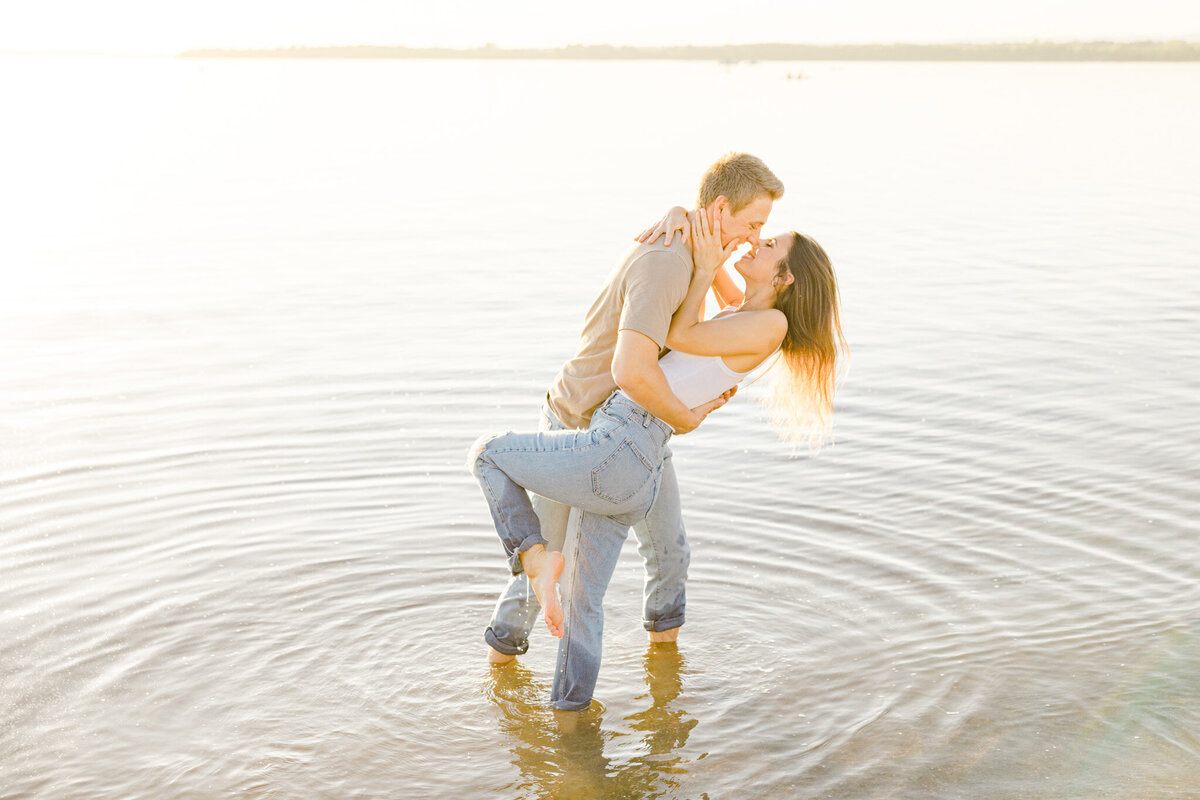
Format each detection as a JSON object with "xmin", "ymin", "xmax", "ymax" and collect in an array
[{"xmin": 619, "ymin": 238, "xmax": 692, "ymax": 282}]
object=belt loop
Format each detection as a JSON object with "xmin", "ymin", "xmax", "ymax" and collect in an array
[{"xmin": 642, "ymin": 413, "xmax": 650, "ymax": 428}]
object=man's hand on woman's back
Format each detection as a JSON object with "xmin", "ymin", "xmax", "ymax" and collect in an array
[{"xmin": 678, "ymin": 386, "xmax": 737, "ymax": 435}]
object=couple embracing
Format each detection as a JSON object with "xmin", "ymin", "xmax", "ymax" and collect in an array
[{"xmin": 468, "ymin": 153, "xmax": 846, "ymax": 712}]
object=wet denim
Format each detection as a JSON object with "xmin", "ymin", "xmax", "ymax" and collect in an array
[
  {"xmin": 481, "ymin": 403, "xmax": 689, "ymax": 658},
  {"xmin": 470, "ymin": 393, "xmax": 689, "ymax": 710}
]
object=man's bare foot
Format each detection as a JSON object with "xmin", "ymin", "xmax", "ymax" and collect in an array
[
  {"xmin": 519, "ymin": 544, "xmax": 565, "ymax": 638},
  {"xmin": 648, "ymin": 627, "xmax": 679, "ymax": 644},
  {"xmin": 487, "ymin": 646, "xmax": 516, "ymax": 665}
]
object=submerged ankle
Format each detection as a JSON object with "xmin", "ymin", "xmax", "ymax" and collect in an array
[
  {"xmin": 648, "ymin": 628, "xmax": 680, "ymax": 644},
  {"xmin": 487, "ymin": 646, "xmax": 516, "ymax": 665}
]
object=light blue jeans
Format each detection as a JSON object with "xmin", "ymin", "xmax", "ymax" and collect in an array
[{"xmin": 470, "ymin": 393, "xmax": 689, "ymax": 710}]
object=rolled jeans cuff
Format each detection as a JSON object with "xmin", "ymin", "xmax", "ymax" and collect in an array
[
  {"xmin": 643, "ymin": 613, "xmax": 685, "ymax": 633},
  {"xmin": 508, "ymin": 532, "xmax": 549, "ymax": 575},
  {"xmin": 553, "ymin": 697, "xmax": 593, "ymax": 712},
  {"xmin": 484, "ymin": 626, "xmax": 529, "ymax": 656}
]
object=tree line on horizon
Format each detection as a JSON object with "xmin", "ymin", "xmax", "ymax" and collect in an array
[{"xmin": 181, "ymin": 41, "xmax": 1200, "ymax": 61}]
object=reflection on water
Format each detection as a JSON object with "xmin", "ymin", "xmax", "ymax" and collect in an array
[
  {"xmin": 486, "ymin": 646, "xmax": 698, "ymax": 799},
  {"xmin": 627, "ymin": 646, "xmax": 698, "ymax": 772}
]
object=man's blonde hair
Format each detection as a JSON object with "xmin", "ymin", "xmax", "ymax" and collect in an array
[{"xmin": 697, "ymin": 153, "xmax": 784, "ymax": 212}]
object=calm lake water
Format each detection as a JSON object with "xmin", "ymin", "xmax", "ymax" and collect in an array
[{"xmin": 2, "ymin": 56, "xmax": 1198, "ymax": 799}]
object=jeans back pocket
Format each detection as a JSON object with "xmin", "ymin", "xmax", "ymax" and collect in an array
[{"xmin": 591, "ymin": 438, "xmax": 655, "ymax": 506}]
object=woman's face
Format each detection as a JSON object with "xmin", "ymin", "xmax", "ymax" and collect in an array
[{"xmin": 734, "ymin": 232, "xmax": 792, "ymax": 285}]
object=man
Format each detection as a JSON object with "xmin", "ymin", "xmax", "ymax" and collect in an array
[{"xmin": 483, "ymin": 153, "xmax": 784, "ymax": 711}]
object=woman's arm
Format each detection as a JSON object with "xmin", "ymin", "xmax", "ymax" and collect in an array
[
  {"xmin": 668, "ymin": 209, "xmax": 785, "ymax": 357},
  {"xmin": 669, "ymin": 308, "xmax": 786, "ymax": 358},
  {"xmin": 638, "ymin": 205, "xmax": 743, "ymax": 307},
  {"xmin": 710, "ymin": 264, "xmax": 745, "ymax": 309},
  {"xmin": 669, "ymin": 221, "xmax": 714, "ymax": 340},
  {"xmin": 635, "ymin": 207, "xmax": 743, "ymax": 307}
]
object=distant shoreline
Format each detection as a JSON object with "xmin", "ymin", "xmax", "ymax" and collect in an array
[{"xmin": 180, "ymin": 41, "xmax": 1200, "ymax": 62}]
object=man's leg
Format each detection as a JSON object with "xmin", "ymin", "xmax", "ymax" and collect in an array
[
  {"xmin": 484, "ymin": 405, "xmax": 572, "ymax": 663},
  {"xmin": 551, "ymin": 507, "xmax": 635, "ymax": 711},
  {"xmin": 632, "ymin": 454, "xmax": 689, "ymax": 643}
]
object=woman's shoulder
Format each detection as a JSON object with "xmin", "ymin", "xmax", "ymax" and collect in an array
[
  {"xmin": 724, "ymin": 305, "xmax": 787, "ymax": 326},
  {"xmin": 713, "ymin": 307, "xmax": 787, "ymax": 351},
  {"xmin": 744, "ymin": 308, "xmax": 788, "ymax": 347}
]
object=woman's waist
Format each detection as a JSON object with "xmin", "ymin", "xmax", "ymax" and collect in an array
[
  {"xmin": 657, "ymin": 352, "xmax": 746, "ymax": 409},
  {"xmin": 601, "ymin": 391, "xmax": 674, "ymax": 446}
]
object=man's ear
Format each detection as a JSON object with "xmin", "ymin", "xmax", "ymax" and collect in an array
[{"xmin": 710, "ymin": 196, "xmax": 729, "ymax": 215}]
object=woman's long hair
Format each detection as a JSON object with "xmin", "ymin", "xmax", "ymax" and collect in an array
[{"xmin": 766, "ymin": 232, "xmax": 848, "ymax": 450}]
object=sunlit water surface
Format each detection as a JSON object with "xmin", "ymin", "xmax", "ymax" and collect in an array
[{"xmin": 2, "ymin": 57, "xmax": 1198, "ymax": 799}]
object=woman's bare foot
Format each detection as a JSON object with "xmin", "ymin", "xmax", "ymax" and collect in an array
[
  {"xmin": 519, "ymin": 544, "xmax": 565, "ymax": 638},
  {"xmin": 487, "ymin": 646, "xmax": 516, "ymax": 665}
]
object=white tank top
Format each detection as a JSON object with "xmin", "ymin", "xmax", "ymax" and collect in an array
[{"xmin": 657, "ymin": 308, "xmax": 753, "ymax": 407}]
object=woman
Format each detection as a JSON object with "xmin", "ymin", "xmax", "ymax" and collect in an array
[{"xmin": 469, "ymin": 208, "xmax": 846, "ymax": 706}]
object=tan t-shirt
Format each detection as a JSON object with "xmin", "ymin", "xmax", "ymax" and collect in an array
[{"xmin": 546, "ymin": 238, "xmax": 693, "ymax": 430}]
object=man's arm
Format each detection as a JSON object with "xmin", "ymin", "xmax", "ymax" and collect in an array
[{"xmin": 611, "ymin": 330, "xmax": 725, "ymax": 435}]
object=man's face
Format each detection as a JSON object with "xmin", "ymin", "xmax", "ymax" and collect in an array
[{"xmin": 717, "ymin": 194, "xmax": 773, "ymax": 248}]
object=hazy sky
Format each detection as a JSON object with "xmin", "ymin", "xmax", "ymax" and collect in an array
[{"xmin": 4, "ymin": 0, "xmax": 1199, "ymax": 55}]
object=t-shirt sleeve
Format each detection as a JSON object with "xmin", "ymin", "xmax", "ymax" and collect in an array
[{"xmin": 617, "ymin": 250, "xmax": 692, "ymax": 349}]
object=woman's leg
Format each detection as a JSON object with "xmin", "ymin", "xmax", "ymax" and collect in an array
[
  {"xmin": 469, "ymin": 424, "xmax": 655, "ymax": 571},
  {"xmin": 485, "ymin": 406, "xmax": 573, "ymax": 662},
  {"xmin": 469, "ymin": 402, "xmax": 664, "ymax": 636}
]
